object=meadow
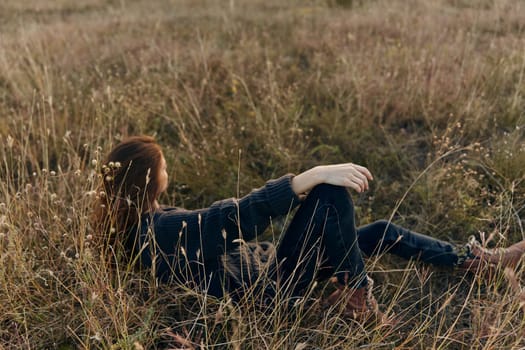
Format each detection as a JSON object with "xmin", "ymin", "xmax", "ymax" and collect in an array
[{"xmin": 0, "ymin": 0, "xmax": 524, "ymax": 348}]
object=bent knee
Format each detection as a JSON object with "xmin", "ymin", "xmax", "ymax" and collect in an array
[{"xmin": 309, "ymin": 183, "xmax": 350, "ymax": 201}]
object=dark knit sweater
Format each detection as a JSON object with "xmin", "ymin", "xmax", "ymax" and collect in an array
[{"xmin": 132, "ymin": 174, "xmax": 301, "ymax": 297}]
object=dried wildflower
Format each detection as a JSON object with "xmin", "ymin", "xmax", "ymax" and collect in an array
[
  {"xmin": 115, "ymin": 162, "xmax": 121, "ymax": 168},
  {"xmin": 75, "ymin": 169, "xmax": 81, "ymax": 176},
  {"xmin": 86, "ymin": 234, "xmax": 93, "ymax": 240},
  {"xmin": 91, "ymin": 159, "xmax": 98, "ymax": 166},
  {"xmin": 90, "ymin": 333, "xmax": 102, "ymax": 342},
  {"xmin": 105, "ymin": 175, "xmax": 113, "ymax": 182},
  {"xmin": 6, "ymin": 135, "xmax": 14, "ymax": 148},
  {"xmin": 50, "ymin": 170, "xmax": 56, "ymax": 176}
]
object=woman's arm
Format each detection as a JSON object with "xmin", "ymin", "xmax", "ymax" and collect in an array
[
  {"xmin": 152, "ymin": 174, "xmax": 301, "ymax": 263},
  {"xmin": 292, "ymin": 163, "xmax": 374, "ymax": 195}
]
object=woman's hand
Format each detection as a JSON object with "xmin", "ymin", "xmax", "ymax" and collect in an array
[{"xmin": 291, "ymin": 163, "xmax": 373, "ymax": 195}]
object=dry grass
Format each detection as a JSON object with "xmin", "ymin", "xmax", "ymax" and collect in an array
[{"xmin": 0, "ymin": 0, "xmax": 524, "ymax": 348}]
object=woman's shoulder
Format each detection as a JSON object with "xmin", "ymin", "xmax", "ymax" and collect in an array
[
  {"xmin": 149, "ymin": 205, "xmax": 188, "ymax": 217},
  {"xmin": 141, "ymin": 205, "xmax": 194, "ymax": 230},
  {"xmin": 159, "ymin": 205, "xmax": 183, "ymax": 212}
]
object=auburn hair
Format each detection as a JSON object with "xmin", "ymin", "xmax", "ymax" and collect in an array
[{"xmin": 92, "ymin": 136, "xmax": 163, "ymax": 249}]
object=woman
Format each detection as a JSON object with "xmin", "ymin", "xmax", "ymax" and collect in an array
[{"xmin": 93, "ymin": 136, "xmax": 525, "ymax": 322}]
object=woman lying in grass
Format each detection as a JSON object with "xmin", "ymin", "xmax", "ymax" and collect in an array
[{"xmin": 93, "ymin": 135, "xmax": 525, "ymax": 323}]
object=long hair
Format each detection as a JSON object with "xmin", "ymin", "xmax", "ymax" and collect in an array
[{"xmin": 92, "ymin": 136, "xmax": 163, "ymax": 250}]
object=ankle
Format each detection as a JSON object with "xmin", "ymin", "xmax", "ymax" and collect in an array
[{"xmin": 331, "ymin": 273, "xmax": 370, "ymax": 290}]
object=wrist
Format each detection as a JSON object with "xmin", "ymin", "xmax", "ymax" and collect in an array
[
  {"xmin": 292, "ymin": 166, "xmax": 322, "ymax": 195},
  {"xmin": 310, "ymin": 166, "xmax": 325, "ymax": 186}
]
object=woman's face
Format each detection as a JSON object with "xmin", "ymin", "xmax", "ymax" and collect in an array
[{"xmin": 158, "ymin": 154, "xmax": 169, "ymax": 194}]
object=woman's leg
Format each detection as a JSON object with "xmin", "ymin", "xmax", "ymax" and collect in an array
[
  {"xmin": 276, "ymin": 184, "xmax": 367, "ymax": 296},
  {"xmin": 357, "ymin": 220, "xmax": 459, "ymax": 266}
]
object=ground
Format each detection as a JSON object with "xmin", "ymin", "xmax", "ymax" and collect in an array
[{"xmin": 0, "ymin": 0, "xmax": 524, "ymax": 348}]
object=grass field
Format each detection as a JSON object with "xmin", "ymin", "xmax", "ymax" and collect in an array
[{"xmin": 0, "ymin": 0, "xmax": 524, "ymax": 348}]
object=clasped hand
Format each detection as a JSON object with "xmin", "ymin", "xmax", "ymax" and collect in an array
[{"xmin": 291, "ymin": 163, "xmax": 373, "ymax": 196}]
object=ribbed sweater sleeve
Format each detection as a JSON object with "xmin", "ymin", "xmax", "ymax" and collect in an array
[{"xmin": 150, "ymin": 174, "xmax": 301, "ymax": 270}]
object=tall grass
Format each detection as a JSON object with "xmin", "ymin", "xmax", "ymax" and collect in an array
[{"xmin": 0, "ymin": 0, "xmax": 524, "ymax": 348}]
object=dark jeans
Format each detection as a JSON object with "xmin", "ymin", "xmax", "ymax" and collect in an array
[{"xmin": 275, "ymin": 184, "xmax": 459, "ymax": 296}]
